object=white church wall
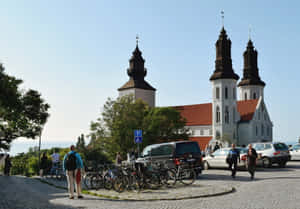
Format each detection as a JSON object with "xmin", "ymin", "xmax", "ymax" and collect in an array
[
  {"xmin": 135, "ymin": 88, "xmax": 155, "ymax": 107},
  {"xmin": 119, "ymin": 88, "xmax": 155, "ymax": 107},
  {"xmin": 212, "ymin": 79, "xmax": 239, "ymax": 141}
]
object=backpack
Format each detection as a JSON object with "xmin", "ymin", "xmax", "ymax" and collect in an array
[{"xmin": 65, "ymin": 152, "xmax": 77, "ymax": 170}]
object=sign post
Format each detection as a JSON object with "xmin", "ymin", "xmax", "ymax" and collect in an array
[{"xmin": 134, "ymin": 130, "xmax": 142, "ymax": 157}]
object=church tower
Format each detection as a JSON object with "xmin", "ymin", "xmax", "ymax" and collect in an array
[
  {"xmin": 118, "ymin": 41, "xmax": 156, "ymax": 107},
  {"xmin": 238, "ymin": 39, "xmax": 265, "ymax": 100},
  {"xmin": 210, "ymin": 27, "xmax": 240, "ymax": 142}
]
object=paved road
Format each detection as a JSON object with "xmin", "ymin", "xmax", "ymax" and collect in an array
[{"xmin": 1, "ymin": 161, "xmax": 300, "ymax": 209}]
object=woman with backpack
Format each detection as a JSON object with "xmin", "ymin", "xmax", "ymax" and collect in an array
[{"xmin": 63, "ymin": 145, "xmax": 84, "ymax": 199}]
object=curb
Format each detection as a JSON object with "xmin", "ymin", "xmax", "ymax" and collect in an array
[{"xmin": 34, "ymin": 177, "xmax": 235, "ymax": 201}]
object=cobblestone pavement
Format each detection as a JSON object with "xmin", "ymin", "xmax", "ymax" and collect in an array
[{"xmin": 2, "ymin": 161, "xmax": 300, "ymax": 209}]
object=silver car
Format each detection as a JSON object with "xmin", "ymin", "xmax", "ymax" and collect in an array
[
  {"xmin": 203, "ymin": 147, "xmax": 249, "ymax": 170},
  {"xmin": 289, "ymin": 143, "xmax": 300, "ymax": 160}
]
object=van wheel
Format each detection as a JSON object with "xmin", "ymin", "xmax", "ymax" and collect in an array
[
  {"xmin": 204, "ymin": 161, "xmax": 210, "ymax": 170},
  {"xmin": 262, "ymin": 157, "xmax": 272, "ymax": 168}
]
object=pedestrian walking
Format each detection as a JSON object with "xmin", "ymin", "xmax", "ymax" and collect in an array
[
  {"xmin": 63, "ymin": 145, "xmax": 84, "ymax": 199},
  {"xmin": 40, "ymin": 152, "xmax": 48, "ymax": 177},
  {"xmin": 226, "ymin": 143, "xmax": 240, "ymax": 178},
  {"xmin": 247, "ymin": 144, "xmax": 258, "ymax": 180},
  {"xmin": 50, "ymin": 150, "xmax": 60, "ymax": 176},
  {"xmin": 4, "ymin": 154, "xmax": 12, "ymax": 176}
]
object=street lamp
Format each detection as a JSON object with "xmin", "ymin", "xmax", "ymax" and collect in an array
[{"xmin": 37, "ymin": 129, "xmax": 42, "ymax": 176}]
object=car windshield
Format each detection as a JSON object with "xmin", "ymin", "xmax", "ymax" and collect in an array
[
  {"xmin": 213, "ymin": 148, "xmax": 229, "ymax": 156},
  {"xmin": 274, "ymin": 143, "xmax": 289, "ymax": 151},
  {"xmin": 175, "ymin": 142, "xmax": 201, "ymax": 155},
  {"xmin": 252, "ymin": 144, "xmax": 266, "ymax": 151}
]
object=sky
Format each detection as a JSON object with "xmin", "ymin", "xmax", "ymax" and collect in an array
[{"xmin": 2, "ymin": 0, "xmax": 300, "ymax": 155}]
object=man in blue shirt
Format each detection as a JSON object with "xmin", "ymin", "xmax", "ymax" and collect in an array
[
  {"xmin": 226, "ymin": 143, "xmax": 240, "ymax": 178},
  {"xmin": 63, "ymin": 145, "xmax": 84, "ymax": 199}
]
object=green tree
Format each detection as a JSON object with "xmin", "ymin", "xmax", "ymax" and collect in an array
[
  {"xmin": 89, "ymin": 95, "xmax": 189, "ymax": 160},
  {"xmin": 0, "ymin": 64, "xmax": 50, "ymax": 150}
]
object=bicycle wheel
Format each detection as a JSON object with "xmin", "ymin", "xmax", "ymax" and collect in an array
[
  {"xmin": 179, "ymin": 169, "xmax": 196, "ymax": 185},
  {"xmin": 103, "ymin": 173, "xmax": 113, "ymax": 190},
  {"xmin": 113, "ymin": 176, "xmax": 128, "ymax": 193},
  {"xmin": 91, "ymin": 174, "xmax": 103, "ymax": 190},
  {"xmin": 83, "ymin": 173, "xmax": 93, "ymax": 189},
  {"xmin": 163, "ymin": 169, "xmax": 176, "ymax": 187}
]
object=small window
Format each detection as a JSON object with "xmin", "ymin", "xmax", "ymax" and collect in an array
[
  {"xmin": 233, "ymin": 87, "xmax": 236, "ymax": 99},
  {"xmin": 225, "ymin": 106, "xmax": 229, "ymax": 124},
  {"xmin": 216, "ymin": 87, "xmax": 220, "ymax": 99},
  {"xmin": 232, "ymin": 107, "xmax": 235, "ymax": 122},
  {"xmin": 209, "ymin": 129, "xmax": 212, "ymax": 135},
  {"xmin": 253, "ymin": 93, "xmax": 257, "ymax": 99},
  {"xmin": 255, "ymin": 126, "xmax": 258, "ymax": 136},
  {"xmin": 267, "ymin": 126, "xmax": 269, "ymax": 136},
  {"xmin": 261, "ymin": 124, "xmax": 264, "ymax": 136},
  {"xmin": 200, "ymin": 129, "xmax": 204, "ymax": 136},
  {"xmin": 225, "ymin": 87, "xmax": 228, "ymax": 99},
  {"xmin": 245, "ymin": 92, "xmax": 248, "ymax": 100},
  {"xmin": 258, "ymin": 112, "xmax": 260, "ymax": 120},
  {"xmin": 216, "ymin": 106, "xmax": 220, "ymax": 123}
]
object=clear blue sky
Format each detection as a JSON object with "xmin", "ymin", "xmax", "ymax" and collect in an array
[{"xmin": 3, "ymin": 1, "xmax": 299, "ymax": 155}]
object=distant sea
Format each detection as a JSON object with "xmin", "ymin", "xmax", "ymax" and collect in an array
[
  {"xmin": 5, "ymin": 139, "xmax": 299, "ymax": 156},
  {"xmin": 8, "ymin": 140, "xmax": 74, "ymax": 156}
]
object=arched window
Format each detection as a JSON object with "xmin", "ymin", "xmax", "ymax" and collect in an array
[
  {"xmin": 225, "ymin": 106, "xmax": 229, "ymax": 124},
  {"xmin": 232, "ymin": 107, "xmax": 235, "ymax": 122},
  {"xmin": 216, "ymin": 87, "xmax": 220, "ymax": 99},
  {"xmin": 256, "ymin": 126, "xmax": 258, "ymax": 136},
  {"xmin": 225, "ymin": 87, "xmax": 228, "ymax": 99},
  {"xmin": 233, "ymin": 87, "xmax": 236, "ymax": 99},
  {"xmin": 216, "ymin": 106, "xmax": 220, "ymax": 123},
  {"xmin": 245, "ymin": 92, "xmax": 248, "ymax": 100},
  {"xmin": 253, "ymin": 93, "xmax": 257, "ymax": 99}
]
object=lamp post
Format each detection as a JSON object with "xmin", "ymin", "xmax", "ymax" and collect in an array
[{"xmin": 38, "ymin": 129, "xmax": 42, "ymax": 175}]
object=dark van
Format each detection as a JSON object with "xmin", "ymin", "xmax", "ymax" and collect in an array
[{"xmin": 136, "ymin": 141, "xmax": 203, "ymax": 175}]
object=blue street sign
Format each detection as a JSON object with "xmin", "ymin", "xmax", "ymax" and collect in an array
[{"xmin": 134, "ymin": 130, "xmax": 142, "ymax": 143}]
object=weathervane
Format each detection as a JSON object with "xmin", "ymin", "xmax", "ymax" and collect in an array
[
  {"xmin": 221, "ymin": 10, "xmax": 224, "ymax": 27},
  {"xmin": 249, "ymin": 25, "xmax": 252, "ymax": 40},
  {"xmin": 136, "ymin": 34, "xmax": 139, "ymax": 46}
]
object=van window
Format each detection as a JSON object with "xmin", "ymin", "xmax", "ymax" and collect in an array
[
  {"xmin": 150, "ymin": 144, "xmax": 174, "ymax": 156},
  {"xmin": 175, "ymin": 142, "xmax": 201, "ymax": 155}
]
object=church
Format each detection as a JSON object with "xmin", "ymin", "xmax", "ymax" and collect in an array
[{"xmin": 118, "ymin": 27, "xmax": 273, "ymax": 150}]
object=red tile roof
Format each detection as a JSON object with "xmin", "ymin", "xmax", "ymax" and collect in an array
[
  {"xmin": 237, "ymin": 99, "xmax": 259, "ymax": 122},
  {"xmin": 173, "ymin": 103, "xmax": 212, "ymax": 126},
  {"xmin": 190, "ymin": 137, "xmax": 212, "ymax": 150},
  {"xmin": 173, "ymin": 99, "xmax": 258, "ymax": 125}
]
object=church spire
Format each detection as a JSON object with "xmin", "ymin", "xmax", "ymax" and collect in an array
[
  {"xmin": 238, "ymin": 39, "xmax": 265, "ymax": 87},
  {"xmin": 210, "ymin": 27, "xmax": 239, "ymax": 81},
  {"xmin": 118, "ymin": 38, "xmax": 155, "ymax": 91}
]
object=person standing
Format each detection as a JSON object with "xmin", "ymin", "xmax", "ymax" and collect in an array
[
  {"xmin": 213, "ymin": 142, "xmax": 220, "ymax": 152},
  {"xmin": 247, "ymin": 144, "xmax": 258, "ymax": 180},
  {"xmin": 226, "ymin": 143, "xmax": 240, "ymax": 178},
  {"xmin": 40, "ymin": 152, "xmax": 48, "ymax": 178},
  {"xmin": 63, "ymin": 145, "xmax": 84, "ymax": 199},
  {"xmin": 115, "ymin": 152, "xmax": 122, "ymax": 165},
  {"xmin": 50, "ymin": 150, "xmax": 60, "ymax": 176},
  {"xmin": 4, "ymin": 154, "xmax": 12, "ymax": 176}
]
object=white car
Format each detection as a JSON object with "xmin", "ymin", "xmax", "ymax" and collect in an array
[
  {"xmin": 289, "ymin": 144, "xmax": 300, "ymax": 160},
  {"xmin": 203, "ymin": 147, "xmax": 249, "ymax": 170}
]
